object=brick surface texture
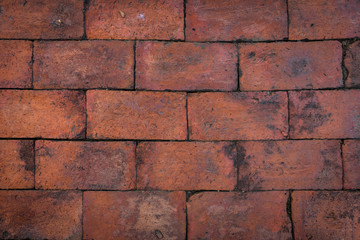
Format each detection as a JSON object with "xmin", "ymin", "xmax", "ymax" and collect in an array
[{"xmin": 0, "ymin": 0, "xmax": 359, "ymax": 239}]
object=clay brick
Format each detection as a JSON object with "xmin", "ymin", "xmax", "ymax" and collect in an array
[
  {"xmin": 289, "ymin": 90, "xmax": 360, "ymax": 138},
  {"xmin": 289, "ymin": 0, "xmax": 360, "ymax": 40},
  {"xmin": 239, "ymin": 41, "xmax": 343, "ymax": 91},
  {"xmin": 86, "ymin": 0, "xmax": 184, "ymax": 40},
  {"xmin": 136, "ymin": 42, "xmax": 238, "ymax": 91},
  {"xmin": 345, "ymin": 41, "xmax": 360, "ymax": 88},
  {"xmin": 35, "ymin": 141, "xmax": 135, "ymax": 190},
  {"xmin": 238, "ymin": 140, "xmax": 342, "ymax": 190},
  {"xmin": 0, "ymin": 140, "xmax": 34, "ymax": 189},
  {"xmin": 0, "ymin": 0, "xmax": 83, "ymax": 39},
  {"xmin": 87, "ymin": 91, "xmax": 187, "ymax": 140},
  {"xmin": 84, "ymin": 191, "xmax": 186, "ymax": 240},
  {"xmin": 186, "ymin": 0, "xmax": 287, "ymax": 41},
  {"xmin": 188, "ymin": 92, "xmax": 288, "ymax": 140},
  {"xmin": 187, "ymin": 191, "xmax": 292, "ymax": 240},
  {"xmin": 343, "ymin": 140, "xmax": 360, "ymax": 189},
  {"xmin": 292, "ymin": 191, "xmax": 360, "ymax": 239},
  {"xmin": 34, "ymin": 41, "xmax": 134, "ymax": 89},
  {"xmin": 0, "ymin": 190, "xmax": 82, "ymax": 239},
  {"xmin": 137, "ymin": 142, "xmax": 237, "ymax": 190},
  {"xmin": 0, "ymin": 90, "xmax": 85, "ymax": 139},
  {"xmin": 0, "ymin": 41, "xmax": 32, "ymax": 88}
]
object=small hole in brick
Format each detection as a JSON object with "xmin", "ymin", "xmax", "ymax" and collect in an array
[{"xmin": 192, "ymin": 28, "xmax": 196, "ymax": 31}]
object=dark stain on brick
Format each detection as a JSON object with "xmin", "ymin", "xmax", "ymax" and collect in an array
[
  {"xmin": 248, "ymin": 51, "xmax": 256, "ymax": 59},
  {"xmin": 222, "ymin": 142, "xmax": 237, "ymax": 168},
  {"xmin": 19, "ymin": 141, "xmax": 34, "ymax": 172},
  {"xmin": 289, "ymin": 58, "xmax": 310, "ymax": 77},
  {"xmin": 237, "ymin": 172, "xmax": 264, "ymax": 191},
  {"xmin": 154, "ymin": 229, "xmax": 164, "ymax": 239}
]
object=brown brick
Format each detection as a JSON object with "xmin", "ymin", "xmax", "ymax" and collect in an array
[
  {"xmin": 0, "ymin": 0, "xmax": 83, "ymax": 39},
  {"xmin": 35, "ymin": 141, "xmax": 135, "ymax": 190},
  {"xmin": 0, "ymin": 190, "xmax": 82, "ymax": 239},
  {"xmin": 87, "ymin": 91, "xmax": 187, "ymax": 140},
  {"xmin": 34, "ymin": 41, "xmax": 134, "ymax": 89},
  {"xmin": 239, "ymin": 41, "xmax": 343, "ymax": 91},
  {"xmin": 343, "ymin": 140, "xmax": 360, "ymax": 189},
  {"xmin": 0, "ymin": 90, "xmax": 85, "ymax": 138},
  {"xmin": 289, "ymin": 90, "xmax": 360, "ymax": 138},
  {"xmin": 86, "ymin": 0, "xmax": 184, "ymax": 40},
  {"xmin": 188, "ymin": 92, "xmax": 288, "ymax": 140},
  {"xmin": 136, "ymin": 42, "xmax": 237, "ymax": 91},
  {"xmin": 345, "ymin": 41, "xmax": 360, "ymax": 88},
  {"xmin": 289, "ymin": 0, "xmax": 360, "ymax": 40},
  {"xmin": 187, "ymin": 191, "xmax": 292, "ymax": 239},
  {"xmin": 186, "ymin": 0, "xmax": 287, "ymax": 41},
  {"xmin": 84, "ymin": 191, "xmax": 186, "ymax": 240}
]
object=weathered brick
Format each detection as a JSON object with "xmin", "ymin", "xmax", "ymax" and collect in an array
[
  {"xmin": 343, "ymin": 140, "xmax": 360, "ymax": 189},
  {"xmin": 292, "ymin": 191, "xmax": 360, "ymax": 239},
  {"xmin": 239, "ymin": 41, "xmax": 343, "ymax": 91},
  {"xmin": 35, "ymin": 141, "xmax": 135, "ymax": 190},
  {"xmin": 289, "ymin": 0, "xmax": 360, "ymax": 40},
  {"xmin": 186, "ymin": 0, "xmax": 287, "ymax": 41},
  {"xmin": 238, "ymin": 140, "xmax": 342, "ymax": 190},
  {"xmin": 0, "ymin": 190, "xmax": 82, "ymax": 239},
  {"xmin": 87, "ymin": 91, "xmax": 187, "ymax": 140},
  {"xmin": 86, "ymin": 0, "xmax": 184, "ymax": 40},
  {"xmin": 0, "ymin": 140, "xmax": 34, "ymax": 189},
  {"xmin": 187, "ymin": 191, "xmax": 292, "ymax": 239},
  {"xmin": 84, "ymin": 191, "xmax": 186, "ymax": 240},
  {"xmin": 137, "ymin": 142, "xmax": 237, "ymax": 190},
  {"xmin": 136, "ymin": 42, "xmax": 237, "ymax": 91},
  {"xmin": 188, "ymin": 92, "xmax": 288, "ymax": 140},
  {"xmin": 345, "ymin": 41, "xmax": 360, "ymax": 88},
  {"xmin": 0, "ymin": 90, "xmax": 85, "ymax": 138},
  {"xmin": 0, "ymin": 0, "xmax": 83, "ymax": 39},
  {"xmin": 289, "ymin": 90, "xmax": 360, "ymax": 138},
  {"xmin": 34, "ymin": 41, "xmax": 134, "ymax": 89}
]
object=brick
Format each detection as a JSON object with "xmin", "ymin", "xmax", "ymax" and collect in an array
[
  {"xmin": 0, "ymin": 90, "xmax": 85, "ymax": 138},
  {"xmin": 34, "ymin": 41, "xmax": 134, "ymax": 89},
  {"xmin": 137, "ymin": 142, "xmax": 237, "ymax": 190},
  {"xmin": 136, "ymin": 42, "xmax": 237, "ymax": 91},
  {"xmin": 238, "ymin": 140, "xmax": 342, "ymax": 190},
  {"xmin": 292, "ymin": 191, "xmax": 360, "ymax": 239},
  {"xmin": 239, "ymin": 41, "xmax": 343, "ymax": 91},
  {"xmin": 343, "ymin": 140, "xmax": 360, "ymax": 189},
  {"xmin": 187, "ymin": 191, "xmax": 292, "ymax": 239},
  {"xmin": 0, "ymin": 140, "xmax": 34, "ymax": 189},
  {"xmin": 289, "ymin": 90, "xmax": 360, "ymax": 138},
  {"xmin": 0, "ymin": 0, "xmax": 83, "ymax": 39},
  {"xmin": 0, "ymin": 41, "xmax": 32, "ymax": 88},
  {"xmin": 345, "ymin": 41, "xmax": 360, "ymax": 88},
  {"xmin": 35, "ymin": 141, "xmax": 135, "ymax": 190},
  {"xmin": 87, "ymin": 91, "xmax": 187, "ymax": 140},
  {"xmin": 86, "ymin": 0, "xmax": 184, "ymax": 40},
  {"xmin": 289, "ymin": 0, "xmax": 360, "ymax": 40},
  {"xmin": 186, "ymin": 0, "xmax": 287, "ymax": 41},
  {"xmin": 0, "ymin": 190, "xmax": 82, "ymax": 239},
  {"xmin": 84, "ymin": 191, "xmax": 186, "ymax": 240},
  {"xmin": 188, "ymin": 92, "xmax": 288, "ymax": 140}
]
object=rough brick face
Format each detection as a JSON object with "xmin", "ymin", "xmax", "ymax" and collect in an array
[
  {"xmin": 239, "ymin": 41, "xmax": 343, "ymax": 90},
  {"xmin": 345, "ymin": 41, "xmax": 360, "ymax": 88},
  {"xmin": 343, "ymin": 140, "xmax": 360, "ymax": 189}
]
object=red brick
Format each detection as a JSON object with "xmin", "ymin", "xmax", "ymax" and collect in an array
[
  {"xmin": 186, "ymin": 0, "xmax": 287, "ymax": 41},
  {"xmin": 239, "ymin": 41, "xmax": 343, "ymax": 91},
  {"xmin": 292, "ymin": 191, "xmax": 360, "ymax": 239},
  {"xmin": 343, "ymin": 140, "xmax": 360, "ymax": 189},
  {"xmin": 86, "ymin": 0, "xmax": 184, "ymax": 40},
  {"xmin": 187, "ymin": 191, "xmax": 292, "ymax": 240},
  {"xmin": 188, "ymin": 92, "xmax": 288, "ymax": 140},
  {"xmin": 136, "ymin": 42, "xmax": 237, "ymax": 91},
  {"xmin": 34, "ymin": 41, "xmax": 134, "ymax": 89},
  {"xmin": 238, "ymin": 140, "xmax": 342, "ymax": 190},
  {"xmin": 0, "ymin": 0, "xmax": 83, "ymax": 39},
  {"xmin": 35, "ymin": 141, "xmax": 135, "ymax": 190},
  {"xmin": 289, "ymin": 0, "xmax": 360, "ymax": 40},
  {"xmin": 84, "ymin": 191, "xmax": 186, "ymax": 240},
  {"xmin": 289, "ymin": 90, "xmax": 360, "ymax": 138},
  {"xmin": 345, "ymin": 41, "xmax": 360, "ymax": 88},
  {"xmin": 0, "ymin": 41, "xmax": 32, "ymax": 88},
  {"xmin": 0, "ymin": 90, "xmax": 85, "ymax": 139},
  {"xmin": 87, "ymin": 91, "xmax": 187, "ymax": 140},
  {"xmin": 137, "ymin": 142, "xmax": 237, "ymax": 190},
  {"xmin": 0, "ymin": 190, "xmax": 82, "ymax": 239},
  {"xmin": 0, "ymin": 140, "xmax": 34, "ymax": 189}
]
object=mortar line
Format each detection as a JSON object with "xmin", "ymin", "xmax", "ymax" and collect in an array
[
  {"xmin": 340, "ymin": 139, "xmax": 345, "ymax": 189},
  {"xmin": 183, "ymin": 0, "xmax": 187, "ymax": 41},
  {"xmin": 286, "ymin": 0, "xmax": 290, "ymax": 40},
  {"xmin": 83, "ymin": 0, "xmax": 88, "ymax": 39},
  {"xmin": 134, "ymin": 141, "xmax": 139, "ymax": 190},
  {"xmin": 341, "ymin": 40, "xmax": 349, "ymax": 88},
  {"xmin": 236, "ymin": 44, "xmax": 241, "ymax": 91},
  {"xmin": 287, "ymin": 190, "xmax": 295, "ymax": 239}
]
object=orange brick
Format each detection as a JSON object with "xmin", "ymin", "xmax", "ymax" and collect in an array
[
  {"xmin": 34, "ymin": 41, "xmax": 134, "ymax": 89},
  {"xmin": 84, "ymin": 191, "xmax": 186, "ymax": 240},
  {"xmin": 0, "ymin": 90, "xmax": 85, "ymax": 138},
  {"xmin": 345, "ymin": 41, "xmax": 360, "ymax": 88},
  {"xmin": 239, "ymin": 41, "xmax": 343, "ymax": 91},
  {"xmin": 343, "ymin": 140, "xmax": 360, "ymax": 189}
]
